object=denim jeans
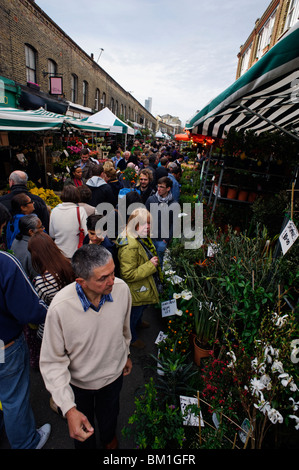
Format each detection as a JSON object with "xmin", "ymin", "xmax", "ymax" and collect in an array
[
  {"xmin": 130, "ymin": 305, "xmax": 146, "ymax": 343},
  {"xmin": 0, "ymin": 334, "xmax": 40, "ymax": 448},
  {"xmin": 71, "ymin": 373, "xmax": 123, "ymax": 449},
  {"xmin": 153, "ymin": 239, "xmax": 167, "ymax": 268}
]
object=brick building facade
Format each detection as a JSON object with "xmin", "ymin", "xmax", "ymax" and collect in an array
[
  {"xmin": 0, "ymin": 0, "xmax": 157, "ymax": 131},
  {"xmin": 236, "ymin": 0, "xmax": 299, "ymax": 79}
]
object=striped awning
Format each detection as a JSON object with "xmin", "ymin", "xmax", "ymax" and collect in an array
[
  {"xmin": 0, "ymin": 107, "xmax": 110, "ymax": 132},
  {"xmin": 185, "ymin": 22, "xmax": 299, "ymax": 141}
]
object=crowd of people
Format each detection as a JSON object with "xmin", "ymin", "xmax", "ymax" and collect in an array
[{"xmin": 0, "ymin": 139, "xmax": 185, "ymax": 450}]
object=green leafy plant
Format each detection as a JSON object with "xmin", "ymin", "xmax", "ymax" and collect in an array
[
  {"xmin": 122, "ymin": 377, "xmax": 186, "ymax": 449},
  {"xmin": 153, "ymin": 340, "xmax": 197, "ymax": 406}
]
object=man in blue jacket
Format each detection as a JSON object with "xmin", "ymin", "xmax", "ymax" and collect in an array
[
  {"xmin": 0, "ymin": 204, "xmax": 50, "ymax": 449},
  {"xmin": 167, "ymin": 162, "xmax": 181, "ymax": 202},
  {"xmin": 0, "ymin": 170, "xmax": 50, "ymax": 233},
  {"xmin": 146, "ymin": 176, "xmax": 177, "ymax": 267}
]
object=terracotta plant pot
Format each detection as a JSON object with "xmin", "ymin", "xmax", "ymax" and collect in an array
[
  {"xmin": 238, "ymin": 190, "xmax": 248, "ymax": 201},
  {"xmin": 226, "ymin": 187, "xmax": 238, "ymax": 199},
  {"xmin": 248, "ymin": 191, "xmax": 257, "ymax": 203},
  {"xmin": 193, "ymin": 336, "xmax": 212, "ymax": 366}
]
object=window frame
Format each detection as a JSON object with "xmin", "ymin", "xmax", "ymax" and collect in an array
[{"xmin": 25, "ymin": 44, "xmax": 37, "ymax": 84}]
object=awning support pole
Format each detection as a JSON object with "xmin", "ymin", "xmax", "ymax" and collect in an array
[{"xmin": 239, "ymin": 104, "xmax": 299, "ymax": 142}]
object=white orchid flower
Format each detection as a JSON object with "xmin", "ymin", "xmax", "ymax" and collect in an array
[
  {"xmin": 169, "ymin": 275, "xmax": 184, "ymax": 285},
  {"xmin": 289, "ymin": 380, "xmax": 298, "ymax": 392},
  {"xmin": 271, "ymin": 311, "xmax": 288, "ymax": 328},
  {"xmin": 181, "ymin": 290, "xmax": 193, "ymax": 300},
  {"xmin": 251, "ymin": 358, "xmax": 258, "ymax": 372},
  {"xmin": 289, "ymin": 398, "xmax": 299, "ymax": 411},
  {"xmin": 165, "ymin": 269, "xmax": 176, "ymax": 276},
  {"xmin": 278, "ymin": 373, "xmax": 292, "ymax": 387},
  {"xmin": 254, "ymin": 394, "xmax": 270, "ymax": 414},
  {"xmin": 173, "ymin": 293, "xmax": 181, "ymax": 299},
  {"xmin": 289, "ymin": 415, "xmax": 299, "ymax": 430},
  {"xmin": 250, "ymin": 377, "xmax": 266, "ymax": 396},
  {"xmin": 260, "ymin": 374, "xmax": 272, "ymax": 390},
  {"xmin": 175, "ymin": 309, "xmax": 183, "ymax": 316},
  {"xmin": 267, "ymin": 408, "xmax": 283, "ymax": 424},
  {"xmin": 226, "ymin": 351, "xmax": 236, "ymax": 368},
  {"xmin": 271, "ymin": 360, "xmax": 284, "ymax": 374}
]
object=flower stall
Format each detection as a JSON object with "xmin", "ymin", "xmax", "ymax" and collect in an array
[{"xmin": 124, "ymin": 146, "xmax": 299, "ymax": 450}]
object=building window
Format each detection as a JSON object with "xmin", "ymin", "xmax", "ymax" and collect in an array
[
  {"xmin": 256, "ymin": 10, "xmax": 277, "ymax": 59},
  {"xmin": 48, "ymin": 59, "xmax": 57, "ymax": 76},
  {"xmin": 115, "ymin": 100, "xmax": 119, "ymax": 116},
  {"xmin": 95, "ymin": 88, "xmax": 100, "ymax": 111},
  {"xmin": 240, "ymin": 44, "xmax": 252, "ymax": 76},
  {"xmin": 110, "ymin": 97, "xmax": 114, "ymax": 113},
  {"xmin": 71, "ymin": 74, "xmax": 78, "ymax": 102},
  {"xmin": 48, "ymin": 59, "xmax": 57, "ymax": 89},
  {"xmin": 83, "ymin": 80, "xmax": 88, "ymax": 107},
  {"xmin": 25, "ymin": 44, "xmax": 37, "ymax": 83},
  {"xmin": 284, "ymin": 0, "xmax": 299, "ymax": 30},
  {"xmin": 102, "ymin": 92, "xmax": 106, "ymax": 108}
]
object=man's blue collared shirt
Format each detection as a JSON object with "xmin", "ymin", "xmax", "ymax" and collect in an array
[{"xmin": 76, "ymin": 283, "xmax": 113, "ymax": 312}]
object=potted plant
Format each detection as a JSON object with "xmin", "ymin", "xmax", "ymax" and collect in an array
[
  {"xmin": 192, "ymin": 298, "xmax": 217, "ymax": 365},
  {"xmin": 122, "ymin": 377, "xmax": 186, "ymax": 449}
]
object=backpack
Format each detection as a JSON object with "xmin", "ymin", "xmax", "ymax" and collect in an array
[{"xmin": 6, "ymin": 214, "xmax": 24, "ymax": 249}]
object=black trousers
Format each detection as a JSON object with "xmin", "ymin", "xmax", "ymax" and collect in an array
[{"xmin": 71, "ymin": 373, "xmax": 123, "ymax": 449}]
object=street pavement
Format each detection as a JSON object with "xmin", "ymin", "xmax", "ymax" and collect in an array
[{"xmin": 0, "ymin": 306, "xmax": 165, "ymax": 451}]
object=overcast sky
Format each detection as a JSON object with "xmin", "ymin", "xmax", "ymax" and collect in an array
[{"xmin": 35, "ymin": 0, "xmax": 271, "ymax": 125}]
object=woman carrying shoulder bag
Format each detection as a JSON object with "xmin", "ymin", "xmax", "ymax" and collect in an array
[{"xmin": 116, "ymin": 207, "xmax": 163, "ymax": 349}]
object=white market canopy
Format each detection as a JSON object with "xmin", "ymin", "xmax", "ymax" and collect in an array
[
  {"xmin": 0, "ymin": 107, "xmax": 110, "ymax": 132},
  {"xmin": 185, "ymin": 22, "xmax": 299, "ymax": 142},
  {"xmin": 85, "ymin": 107, "xmax": 135, "ymax": 135},
  {"xmin": 155, "ymin": 130, "xmax": 164, "ymax": 138}
]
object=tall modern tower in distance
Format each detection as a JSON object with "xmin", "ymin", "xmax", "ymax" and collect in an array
[{"xmin": 145, "ymin": 97, "xmax": 152, "ymax": 113}]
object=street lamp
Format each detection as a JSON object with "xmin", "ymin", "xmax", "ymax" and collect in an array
[{"xmin": 97, "ymin": 48, "xmax": 104, "ymax": 63}]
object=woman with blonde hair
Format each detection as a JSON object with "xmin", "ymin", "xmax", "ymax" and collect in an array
[{"xmin": 117, "ymin": 207, "xmax": 163, "ymax": 349}]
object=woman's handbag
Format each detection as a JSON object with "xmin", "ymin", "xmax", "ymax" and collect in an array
[{"xmin": 76, "ymin": 206, "xmax": 85, "ymax": 248}]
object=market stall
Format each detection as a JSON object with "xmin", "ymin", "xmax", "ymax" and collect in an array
[
  {"xmin": 185, "ymin": 22, "xmax": 299, "ymax": 142},
  {"xmin": 0, "ymin": 106, "xmax": 110, "ymax": 188}
]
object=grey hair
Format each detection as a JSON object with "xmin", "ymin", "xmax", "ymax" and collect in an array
[
  {"xmin": 168, "ymin": 162, "xmax": 178, "ymax": 171},
  {"xmin": 9, "ymin": 171, "xmax": 28, "ymax": 185},
  {"xmin": 71, "ymin": 244, "xmax": 112, "ymax": 280},
  {"xmin": 16, "ymin": 215, "xmax": 40, "ymax": 239}
]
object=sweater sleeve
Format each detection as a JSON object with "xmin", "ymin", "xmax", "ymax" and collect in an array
[{"xmin": 39, "ymin": 305, "xmax": 76, "ymax": 416}]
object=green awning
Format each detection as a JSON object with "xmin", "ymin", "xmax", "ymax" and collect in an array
[
  {"xmin": 0, "ymin": 107, "xmax": 110, "ymax": 132},
  {"xmin": 185, "ymin": 23, "xmax": 299, "ymax": 140}
]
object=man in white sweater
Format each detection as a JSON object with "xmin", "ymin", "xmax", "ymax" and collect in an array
[{"xmin": 39, "ymin": 244, "xmax": 132, "ymax": 449}]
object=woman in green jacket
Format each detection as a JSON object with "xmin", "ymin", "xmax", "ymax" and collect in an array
[{"xmin": 117, "ymin": 207, "xmax": 162, "ymax": 349}]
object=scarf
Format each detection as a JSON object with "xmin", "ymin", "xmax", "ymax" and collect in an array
[
  {"xmin": 155, "ymin": 191, "xmax": 173, "ymax": 204},
  {"xmin": 73, "ymin": 178, "xmax": 83, "ymax": 187}
]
